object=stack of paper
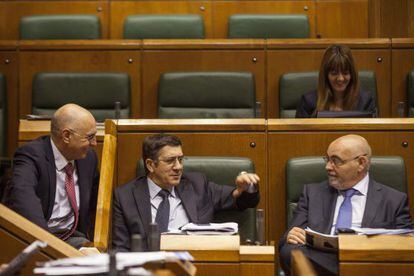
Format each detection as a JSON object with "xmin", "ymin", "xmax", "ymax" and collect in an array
[
  {"xmin": 34, "ymin": 251, "xmax": 193, "ymax": 275},
  {"xmin": 351, "ymin": 227, "xmax": 414, "ymax": 235},
  {"xmin": 180, "ymin": 222, "xmax": 238, "ymax": 235}
]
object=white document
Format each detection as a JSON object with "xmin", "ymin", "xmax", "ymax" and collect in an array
[
  {"xmin": 305, "ymin": 227, "xmax": 338, "ymax": 252},
  {"xmin": 351, "ymin": 227, "xmax": 414, "ymax": 235},
  {"xmin": 180, "ymin": 222, "xmax": 238, "ymax": 235}
]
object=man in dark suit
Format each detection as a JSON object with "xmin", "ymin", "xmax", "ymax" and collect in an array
[
  {"xmin": 7, "ymin": 104, "xmax": 99, "ymax": 249},
  {"xmin": 279, "ymin": 134, "xmax": 413, "ymax": 275},
  {"xmin": 112, "ymin": 133, "xmax": 260, "ymax": 252}
]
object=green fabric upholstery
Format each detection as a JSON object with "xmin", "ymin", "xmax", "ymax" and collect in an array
[
  {"xmin": 279, "ymin": 70, "xmax": 378, "ymax": 118},
  {"xmin": 285, "ymin": 156, "xmax": 407, "ymax": 224},
  {"xmin": 20, "ymin": 15, "xmax": 101, "ymax": 39},
  {"xmin": 32, "ymin": 73, "xmax": 130, "ymax": 121},
  {"xmin": 123, "ymin": 15, "xmax": 204, "ymax": 39},
  {"xmin": 407, "ymin": 71, "xmax": 414, "ymax": 117},
  {"xmin": 158, "ymin": 72, "xmax": 256, "ymax": 118},
  {"xmin": 137, "ymin": 156, "xmax": 257, "ymax": 242},
  {"xmin": 0, "ymin": 74, "xmax": 6, "ymax": 156},
  {"xmin": 228, "ymin": 14, "xmax": 310, "ymax": 38}
]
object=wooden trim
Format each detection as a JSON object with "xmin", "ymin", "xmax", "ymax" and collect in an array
[
  {"xmin": 18, "ymin": 40, "xmax": 142, "ymax": 50},
  {"xmin": 266, "ymin": 38, "xmax": 390, "ymax": 49},
  {"xmin": 143, "ymin": 39, "xmax": 266, "ymax": 50},
  {"xmin": 391, "ymin": 38, "xmax": 414, "ymax": 48}
]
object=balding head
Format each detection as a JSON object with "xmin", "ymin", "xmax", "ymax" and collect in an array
[
  {"xmin": 325, "ymin": 134, "xmax": 371, "ymax": 190},
  {"xmin": 51, "ymin": 104, "xmax": 97, "ymax": 161}
]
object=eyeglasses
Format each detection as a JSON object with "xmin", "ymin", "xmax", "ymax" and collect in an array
[
  {"xmin": 68, "ymin": 129, "xmax": 97, "ymax": 142},
  {"xmin": 323, "ymin": 154, "xmax": 367, "ymax": 167},
  {"xmin": 158, "ymin": 156, "xmax": 185, "ymax": 166}
]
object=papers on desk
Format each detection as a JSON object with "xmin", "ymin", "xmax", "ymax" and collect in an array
[
  {"xmin": 351, "ymin": 227, "xmax": 414, "ymax": 235},
  {"xmin": 180, "ymin": 222, "xmax": 238, "ymax": 235},
  {"xmin": 305, "ymin": 228, "xmax": 338, "ymax": 252},
  {"xmin": 34, "ymin": 251, "xmax": 193, "ymax": 275}
]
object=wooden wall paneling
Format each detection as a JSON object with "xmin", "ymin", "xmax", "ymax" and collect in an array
[
  {"xmin": 195, "ymin": 263, "xmax": 240, "ymax": 275},
  {"xmin": 240, "ymin": 263, "xmax": 275, "ymax": 276},
  {"xmin": 368, "ymin": 0, "xmax": 381, "ymax": 38},
  {"xmin": 316, "ymin": 0, "xmax": 369, "ymax": 38},
  {"xmin": 109, "ymin": 1, "xmax": 213, "ymax": 39},
  {"xmin": 212, "ymin": 1, "xmax": 315, "ymax": 38},
  {"xmin": 391, "ymin": 41, "xmax": 414, "ymax": 117},
  {"xmin": 0, "ymin": 1, "xmax": 109, "ymax": 40},
  {"xmin": 267, "ymin": 124, "xmax": 414, "ymax": 263},
  {"xmin": 141, "ymin": 44, "xmax": 266, "ymax": 118},
  {"xmin": 0, "ymin": 44, "xmax": 18, "ymax": 157},
  {"xmin": 18, "ymin": 43, "xmax": 141, "ymax": 119},
  {"xmin": 379, "ymin": 0, "xmax": 414, "ymax": 38}
]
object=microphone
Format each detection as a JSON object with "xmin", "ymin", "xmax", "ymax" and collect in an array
[
  {"xmin": 255, "ymin": 209, "xmax": 265, "ymax": 245},
  {"xmin": 130, "ymin": 234, "xmax": 143, "ymax": 252},
  {"xmin": 114, "ymin": 101, "xmax": 121, "ymax": 120}
]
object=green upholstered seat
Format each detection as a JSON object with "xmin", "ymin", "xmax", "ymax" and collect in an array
[
  {"xmin": 228, "ymin": 14, "xmax": 310, "ymax": 38},
  {"xmin": 407, "ymin": 71, "xmax": 414, "ymax": 117},
  {"xmin": 137, "ymin": 156, "xmax": 257, "ymax": 242},
  {"xmin": 158, "ymin": 72, "xmax": 256, "ymax": 118},
  {"xmin": 32, "ymin": 73, "xmax": 130, "ymax": 121},
  {"xmin": 20, "ymin": 15, "xmax": 101, "ymax": 39},
  {"xmin": 279, "ymin": 70, "xmax": 378, "ymax": 118},
  {"xmin": 123, "ymin": 15, "xmax": 204, "ymax": 39},
  {"xmin": 285, "ymin": 156, "xmax": 407, "ymax": 224},
  {"xmin": 0, "ymin": 74, "xmax": 6, "ymax": 156}
]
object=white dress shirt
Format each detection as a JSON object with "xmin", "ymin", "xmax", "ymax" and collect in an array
[
  {"xmin": 147, "ymin": 178, "xmax": 189, "ymax": 231},
  {"xmin": 330, "ymin": 173, "xmax": 369, "ymax": 235},
  {"xmin": 48, "ymin": 139, "xmax": 80, "ymax": 233}
]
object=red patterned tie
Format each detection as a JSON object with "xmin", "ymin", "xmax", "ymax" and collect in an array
[{"xmin": 61, "ymin": 163, "xmax": 79, "ymax": 240}]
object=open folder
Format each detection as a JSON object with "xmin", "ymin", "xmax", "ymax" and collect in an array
[{"xmin": 180, "ymin": 222, "xmax": 238, "ymax": 235}]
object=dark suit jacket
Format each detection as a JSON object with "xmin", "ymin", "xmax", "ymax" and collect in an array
[
  {"xmin": 279, "ymin": 178, "xmax": 413, "ymax": 274},
  {"xmin": 7, "ymin": 135, "xmax": 99, "ymax": 238},
  {"xmin": 295, "ymin": 90, "xmax": 377, "ymax": 118},
  {"xmin": 112, "ymin": 172, "xmax": 260, "ymax": 252}
]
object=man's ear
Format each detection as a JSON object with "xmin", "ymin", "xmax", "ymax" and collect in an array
[
  {"xmin": 145, "ymin": 159, "xmax": 155, "ymax": 173},
  {"xmin": 358, "ymin": 156, "xmax": 368, "ymax": 172},
  {"xmin": 61, "ymin": 129, "xmax": 71, "ymax": 144}
]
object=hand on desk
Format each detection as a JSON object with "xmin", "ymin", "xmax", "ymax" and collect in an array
[
  {"xmin": 287, "ymin": 227, "xmax": 306, "ymax": 245},
  {"xmin": 232, "ymin": 172, "xmax": 260, "ymax": 198}
]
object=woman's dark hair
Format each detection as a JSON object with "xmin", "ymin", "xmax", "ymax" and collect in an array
[
  {"xmin": 316, "ymin": 44, "xmax": 360, "ymax": 114},
  {"xmin": 142, "ymin": 134, "xmax": 182, "ymax": 174}
]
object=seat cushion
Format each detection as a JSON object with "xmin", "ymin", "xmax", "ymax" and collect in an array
[
  {"xmin": 124, "ymin": 15, "xmax": 204, "ymax": 39},
  {"xmin": 158, "ymin": 72, "xmax": 256, "ymax": 118},
  {"xmin": 408, "ymin": 71, "xmax": 414, "ymax": 117},
  {"xmin": 32, "ymin": 72, "xmax": 130, "ymax": 121},
  {"xmin": 228, "ymin": 14, "xmax": 310, "ymax": 38},
  {"xmin": 20, "ymin": 15, "xmax": 101, "ymax": 39}
]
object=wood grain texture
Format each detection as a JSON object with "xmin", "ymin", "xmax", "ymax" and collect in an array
[
  {"xmin": 340, "ymin": 263, "xmax": 414, "ymax": 275},
  {"xmin": 212, "ymin": 1, "xmax": 316, "ymax": 38},
  {"xmin": 141, "ymin": 49, "xmax": 266, "ymax": 118},
  {"xmin": 109, "ymin": 1, "xmax": 213, "ymax": 39},
  {"xmin": 18, "ymin": 49, "xmax": 141, "ymax": 117},
  {"xmin": 379, "ymin": 0, "xmax": 414, "ymax": 38},
  {"xmin": 240, "ymin": 263, "xmax": 274, "ymax": 276},
  {"xmin": 0, "ymin": 1, "xmax": 109, "ymax": 40},
  {"xmin": 316, "ymin": 0, "xmax": 369, "ymax": 38}
]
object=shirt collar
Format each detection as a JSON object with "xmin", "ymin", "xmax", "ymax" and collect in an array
[
  {"xmin": 147, "ymin": 177, "xmax": 176, "ymax": 200},
  {"xmin": 339, "ymin": 173, "xmax": 369, "ymax": 196},
  {"xmin": 50, "ymin": 138, "xmax": 73, "ymax": 171}
]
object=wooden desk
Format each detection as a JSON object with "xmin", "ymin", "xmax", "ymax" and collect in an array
[
  {"xmin": 339, "ymin": 234, "xmax": 414, "ymax": 275},
  {"xmin": 161, "ymin": 235, "xmax": 274, "ymax": 276}
]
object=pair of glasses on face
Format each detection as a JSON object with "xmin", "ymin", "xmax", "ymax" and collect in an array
[
  {"xmin": 158, "ymin": 156, "xmax": 185, "ymax": 166},
  {"xmin": 323, "ymin": 154, "xmax": 367, "ymax": 167},
  {"xmin": 68, "ymin": 129, "xmax": 97, "ymax": 142}
]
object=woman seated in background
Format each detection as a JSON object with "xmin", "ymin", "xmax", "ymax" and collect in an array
[{"xmin": 296, "ymin": 44, "xmax": 377, "ymax": 118}]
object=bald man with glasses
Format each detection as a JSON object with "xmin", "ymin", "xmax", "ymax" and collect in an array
[
  {"xmin": 112, "ymin": 133, "xmax": 260, "ymax": 252},
  {"xmin": 279, "ymin": 134, "xmax": 413, "ymax": 275},
  {"xmin": 7, "ymin": 104, "xmax": 99, "ymax": 249}
]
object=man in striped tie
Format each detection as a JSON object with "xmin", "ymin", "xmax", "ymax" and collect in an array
[
  {"xmin": 7, "ymin": 104, "xmax": 99, "ymax": 249},
  {"xmin": 279, "ymin": 134, "xmax": 413, "ymax": 275}
]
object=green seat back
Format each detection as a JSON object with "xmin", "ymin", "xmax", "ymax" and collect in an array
[
  {"xmin": 158, "ymin": 72, "xmax": 256, "ymax": 118},
  {"xmin": 279, "ymin": 70, "xmax": 378, "ymax": 118},
  {"xmin": 0, "ymin": 74, "xmax": 6, "ymax": 156},
  {"xmin": 32, "ymin": 73, "xmax": 130, "ymax": 121},
  {"xmin": 124, "ymin": 15, "xmax": 204, "ymax": 39},
  {"xmin": 407, "ymin": 71, "xmax": 414, "ymax": 117},
  {"xmin": 20, "ymin": 15, "xmax": 101, "ymax": 39},
  {"xmin": 285, "ymin": 156, "xmax": 407, "ymax": 224},
  {"xmin": 228, "ymin": 14, "xmax": 310, "ymax": 38},
  {"xmin": 137, "ymin": 156, "xmax": 256, "ymax": 242}
]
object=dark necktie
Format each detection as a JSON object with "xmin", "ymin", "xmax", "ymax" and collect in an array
[
  {"xmin": 155, "ymin": 189, "xmax": 170, "ymax": 233},
  {"xmin": 61, "ymin": 163, "xmax": 79, "ymax": 240},
  {"xmin": 335, "ymin": 188, "xmax": 357, "ymax": 233}
]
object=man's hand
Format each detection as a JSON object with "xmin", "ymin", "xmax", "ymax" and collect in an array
[
  {"xmin": 286, "ymin": 227, "xmax": 306, "ymax": 245},
  {"xmin": 232, "ymin": 172, "xmax": 260, "ymax": 198}
]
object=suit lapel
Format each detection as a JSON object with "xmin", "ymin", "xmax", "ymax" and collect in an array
[
  {"xmin": 44, "ymin": 137, "xmax": 57, "ymax": 219},
  {"xmin": 133, "ymin": 178, "xmax": 152, "ymax": 237},
  {"xmin": 176, "ymin": 177, "xmax": 198, "ymax": 223},
  {"xmin": 362, "ymin": 179, "xmax": 383, "ymax": 227},
  {"xmin": 322, "ymin": 184, "xmax": 338, "ymax": 234}
]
